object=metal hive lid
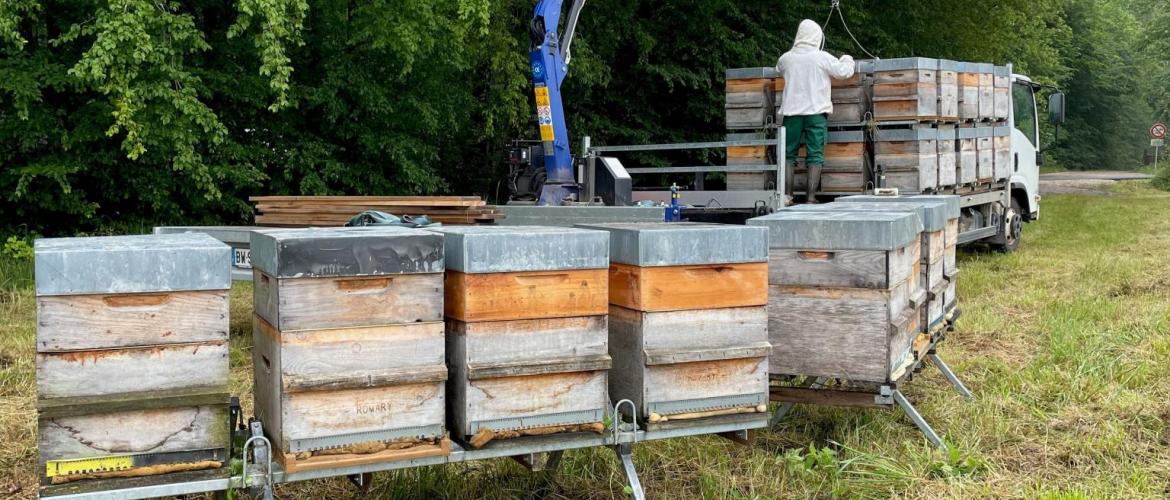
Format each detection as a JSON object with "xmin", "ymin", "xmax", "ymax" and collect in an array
[{"xmin": 574, "ymin": 222, "xmax": 768, "ymax": 267}]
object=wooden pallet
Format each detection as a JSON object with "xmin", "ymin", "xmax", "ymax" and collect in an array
[{"xmin": 250, "ymin": 196, "xmax": 504, "ymax": 226}]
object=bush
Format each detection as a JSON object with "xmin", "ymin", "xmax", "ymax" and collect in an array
[
  {"xmin": 1152, "ymin": 167, "xmax": 1170, "ymax": 192},
  {"xmin": 2, "ymin": 236, "xmax": 34, "ymax": 261}
]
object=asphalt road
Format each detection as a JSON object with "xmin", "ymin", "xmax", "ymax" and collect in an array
[{"xmin": 1039, "ymin": 170, "xmax": 1153, "ymax": 194}]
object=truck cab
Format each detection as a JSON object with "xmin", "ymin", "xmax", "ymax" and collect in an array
[{"xmin": 1010, "ymin": 74, "xmax": 1042, "ymax": 222}]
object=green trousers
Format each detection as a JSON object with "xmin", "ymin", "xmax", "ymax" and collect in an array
[{"xmin": 783, "ymin": 114, "xmax": 828, "ymax": 200}]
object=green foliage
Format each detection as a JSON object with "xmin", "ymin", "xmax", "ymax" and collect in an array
[
  {"xmin": 0, "ymin": 0, "xmax": 1165, "ymax": 236},
  {"xmin": 1, "ymin": 237, "xmax": 33, "ymax": 261},
  {"xmin": 928, "ymin": 446, "xmax": 986, "ymax": 479},
  {"xmin": 1152, "ymin": 166, "xmax": 1170, "ymax": 191},
  {"xmin": 782, "ymin": 444, "xmax": 841, "ymax": 475}
]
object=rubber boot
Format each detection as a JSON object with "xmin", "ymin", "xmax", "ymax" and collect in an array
[
  {"xmin": 806, "ymin": 164, "xmax": 823, "ymax": 203},
  {"xmin": 784, "ymin": 162, "xmax": 796, "ymax": 206}
]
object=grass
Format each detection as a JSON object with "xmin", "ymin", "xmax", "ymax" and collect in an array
[{"xmin": 2, "ymin": 181, "xmax": 1169, "ymax": 498}]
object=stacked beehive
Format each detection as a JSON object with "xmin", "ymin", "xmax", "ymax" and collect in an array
[
  {"xmin": 937, "ymin": 60, "xmax": 961, "ymax": 122},
  {"xmin": 936, "ymin": 125, "xmax": 958, "ymax": 189},
  {"xmin": 576, "ymin": 223, "xmax": 770, "ymax": 425},
  {"xmin": 993, "ymin": 66, "xmax": 1011, "ymax": 122},
  {"xmin": 250, "ymin": 227, "xmax": 449, "ymax": 473},
  {"xmin": 957, "ymin": 63, "xmax": 981, "ymax": 122},
  {"xmin": 828, "ymin": 61, "xmax": 872, "ymax": 126},
  {"xmin": 975, "ymin": 127, "xmax": 995, "ymax": 183},
  {"xmin": 874, "ymin": 127, "xmax": 938, "ymax": 193},
  {"xmin": 748, "ymin": 211, "xmax": 924, "ymax": 384},
  {"xmin": 431, "ymin": 226, "xmax": 611, "ymax": 448},
  {"xmin": 725, "ymin": 67, "xmax": 775, "ymax": 130},
  {"xmin": 993, "ymin": 126, "xmax": 1012, "ymax": 181},
  {"xmin": 35, "ymin": 234, "xmax": 231, "ymax": 489},
  {"xmin": 726, "ymin": 131, "xmax": 770, "ymax": 191},
  {"xmin": 873, "ymin": 58, "xmax": 938, "ymax": 122},
  {"xmin": 792, "ymin": 129, "xmax": 869, "ymax": 194},
  {"xmin": 976, "ymin": 63, "xmax": 995, "ymax": 122},
  {"xmin": 957, "ymin": 127, "xmax": 979, "ymax": 185}
]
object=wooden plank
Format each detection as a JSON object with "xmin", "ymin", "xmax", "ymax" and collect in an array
[
  {"xmin": 873, "ymin": 69, "xmax": 935, "ymax": 85},
  {"xmin": 769, "ymin": 387, "xmax": 883, "ymax": 408},
  {"xmin": 643, "ymin": 358, "xmax": 768, "ymax": 415},
  {"xmin": 453, "ymin": 370, "xmax": 608, "ymax": 437},
  {"xmin": 608, "ymin": 305, "xmax": 768, "ymax": 355},
  {"xmin": 37, "ymin": 388, "xmax": 228, "ymax": 419},
  {"xmin": 725, "ymin": 78, "xmax": 770, "ymax": 93},
  {"xmin": 254, "ymin": 317, "xmax": 446, "ymax": 393},
  {"xmin": 444, "ymin": 269, "xmax": 608, "ymax": 322},
  {"xmin": 279, "ymin": 382, "xmax": 445, "ymax": 448},
  {"xmin": 467, "ymin": 355, "xmax": 611, "ymax": 379},
  {"xmin": 608, "ymin": 262, "xmax": 767, "ymax": 312},
  {"xmin": 36, "ymin": 291, "xmax": 228, "ymax": 351},
  {"xmin": 767, "ymin": 249, "xmax": 890, "ymax": 288},
  {"xmin": 447, "ymin": 316, "xmax": 608, "ymax": 367},
  {"xmin": 278, "ymin": 438, "xmax": 451, "ymax": 475},
  {"xmin": 767, "ymin": 285, "xmax": 893, "ymax": 383},
  {"xmin": 36, "ymin": 342, "xmax": 228, "ymax": 401},
  {"xmin": 254, "ymin": 270, "xmax": 443, "ymax": 331},
  {"xmin": 38, "ymin": 405, "xmax": 230, "ymax": 463}
]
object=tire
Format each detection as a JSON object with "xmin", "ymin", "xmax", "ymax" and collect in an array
[{"xmin": 994, "ymin": 198, "xmax": 1023, "ymax": 253}]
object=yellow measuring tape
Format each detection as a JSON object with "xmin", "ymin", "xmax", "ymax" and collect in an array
[{"xmin": 45, "ymin": 455, "xmax": 134, "ymax": 478}]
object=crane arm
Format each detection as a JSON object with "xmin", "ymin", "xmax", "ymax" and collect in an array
[{"xmin": 530, "ymin": 0, "xmax": 586, "ymax": 205}]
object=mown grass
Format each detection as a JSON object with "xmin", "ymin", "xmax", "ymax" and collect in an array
[{"xmin": 1, "ymin": 182, "xmax": 1168, "ymax": 499}]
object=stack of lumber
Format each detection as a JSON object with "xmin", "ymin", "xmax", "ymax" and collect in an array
[
  {"xmin": 747, "ymin": 211, "xmax": 925, "ymax": 384},
  {"xmin": 726, "ymin": 132, "xmax": 771, "ymax": 191},
  {"xmin": 576, "ymin": 223, "xmax": 770, "ymax": 426},
  {"xmin": 975, "ymin": 127, "xmax": 994, "ymax": 182},
  {"xmin": 250, "ymin": 227, "xmax": 450, "ymax": 474},
  {"xmin": 873, "ymin": 58, "xmax": 939, "ymax": 122},
  {"xmin": 34, "ymin": 234, "xmax": 231, "ymax": 490},
  {"xmin": 793, "ymin": 130, "xmax": 869, "ymax": 194},
  {"xmin": 993, "ymin": 66, "xmax": 1011, "ymax": 122},
  {"xmin": 432, "ymin": 226, "xmax": 611, "ymax": 447},
  {"xmin": 957, "ymin": 127, "xmax": 979, "ymax": 185},
  {"xmin": 874, "ymin": 127, "xmax": 939, "ymax": 193},
  {"xmin": 993, "ymin": 126, "xmax": 1012, "ymax": 181},
  {"xmin": 251, "ymin": 196, "xmax": 504, "ymax": 226},
  {"xmin": 828, "ymin": 60, "xmax": 872, "ymax": 126},
  {"xmin": 725, "ymin": 68, "xmax": 776, "ymax": 130},
  {"xmin": 936, "ymin": 125, "xmax": 958, "ymax": 189}
]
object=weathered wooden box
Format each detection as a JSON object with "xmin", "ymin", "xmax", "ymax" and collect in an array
[
  {"xmin": 576, "ymin": 223, "xmax": 770, "ymax": 422},
  {"xmin": 957, "ymin": 126, "xmax": 979, "ymax": 184},
  {"xmin": 957, "ymin": 62, "xmax": 980, "ymax": 121},
  {"xmin": 937, "ymin": 60, "xmax": 960, "ymax": 120},
  {"xmin": 993, "ymin": 126, "xmax": 1012, "ymax": 180},
  {"xmin": 975, "ymin": 127, "xmax": 994, "ymax": 181},
  {"xmin": 793, "ymin": 130, "xmax": 869, "ymax": 194},
  {"xmin": 250, "ymin": 227, "xmax": 450, "ymax": 472},
  {"xmin": 747, "ymin": 212, "xmax": 925, "ymax": 383},
  {"xmin": 429, "ymin": 226, "xmax": 612, "ymax": 443},
  {"xmin": 828, "ymin": 60, "xmax": 872, "ymax": 126},
  {"xmin": 34, "ymin": 234, "xmax": 231, "ymax": 486},
  {"xmin": 993, "ymin": 65, "xmax": 1011, "ymax": 122},
  {"xmin": 873, "ymin": 58, "xmax": 938, "ymax": 122},
  {"xmin": 726, "ymin": 132, "xmax": 770, "ymax": 191},
  {"xmin": 936, "ymin": 125, "xmax": 958, "ymax": 187},
  {"xmin": 975, "ymin": 63, "xmax": 995, "ymax": 121},
  {"xmin": 875, "ymin": 127, "xmax": 938, "ymax": 193},
  {"xmin": 726, "ymin": 68, "xmax": 776, "ymax": 129}
]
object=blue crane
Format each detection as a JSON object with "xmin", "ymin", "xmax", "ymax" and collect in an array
[{"xmin": 529, "ymin": 0, "xmax": 586, "ymax": 205}]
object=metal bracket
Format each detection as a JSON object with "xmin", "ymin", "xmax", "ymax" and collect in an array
[
  {"xmin": 770, "ymin": 376, "xmax": 826, "ymax": 427},
  {"xmin": 509, "ymin": 449, "xmax": 565, "ymax": 473},
  {"xmin": 346, "ymin": 472, "xmax": 374, "ymax": 496},
  {"xmin": 928, "ymin": 353, "xmax": 974, "ymax": 401},
  {"xmin": 716, "ymin": 429, "xmax": 753, "ymax": 446},
  {"xmin": 242, "ymin": 420, "xmax": 274, "ymax": 500},
  {"xmin": 610, "ymin": 399, "xmax": 645, "ymax": 500},
  {"xmin": 890, "ymin": 390, "xmax": 946, "ymax": 450}
]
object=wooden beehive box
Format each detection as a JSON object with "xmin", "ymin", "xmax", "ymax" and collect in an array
[
  {"xmin": 993, "ymin": 65, "xmax": 1011, "ymax": 122},
  {"xmin": 957, "ymin": 62, "xmax": 980, "ymax": 122},
  {"xmin": 875, "ymin": 127, "xmax": 938, "ymax": 193},
  {"xmin": 873, "ymin": 58, "xmax": 938, "ymax": 122},
  {"xmin": 937, "ymin": 60, "xmax": 961, "ymax": 121},
  {"xmin": 975, "ymin": 63, "xmax": 995, "ymax": 121},
  {"xmin": 726, "ymin": 67, "xmax": 776, "ymax": 130},
  {"xmin": 957, "ymin": 126, "xmax": 979, "ymax": 184},
  {"xmin": 428, "ymin": 226, "xmax": 611, "ymax": 444},
  {"xmin": 975, "ymin": 127, "xmax": 994, "ymax": 181},
  {"xmin": 726, "ymin": 132, "xmax": 770, "ymax": 191},
  {"xmin": 575, "ymin": 223, "xmax": 769, "ymax": 423},
  {"xmin": 34, "ymin": 234, "xmax": 231, "ymax": 488},
  {"xmin": 793, "ymin": 130, "xmax": 868, "ymax": 194},
  {"xmin": 747, "ymin": 211, "xmax": 924, "ymax": 384},
  {"xmin": 993, "ymin": 126, "xmax": 1011, "ymax": 180},
  {"xmin": 828, "ymin": 60, "xmax": 872, "ymax": 126},
  {"xmin": 250, "ymin": 227, "xmax": 449, "ymax": 473},
  {"xmin": 936, "ymin": 125, "xmax": 958, "ymax": 188}
]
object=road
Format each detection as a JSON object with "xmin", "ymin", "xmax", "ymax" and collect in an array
[{"xmin": 1039, "ymin": 170, "xmax": 1153, "ymax": 195}]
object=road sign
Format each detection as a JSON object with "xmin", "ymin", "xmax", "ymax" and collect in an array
[
  {"xmin": 1154, "ymin": 139, "xmax": 1165, "ymax": 147},
  {"xmin": 1152, "ymin": 122, "xmax": 1168, "ymax": 139}
]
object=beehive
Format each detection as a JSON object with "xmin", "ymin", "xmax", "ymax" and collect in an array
[
  {"xmin": 429, "ymin": 226, "xmax": 611, "ymax": 445},
  {"xmin": 937, "ymin": 60, "xmax": 961, "ymax": 121},
  {"xmin": 873, "ymin": 58, "xmax": 938, "ymax": 122},
  {"xmin": 726, "ymin": 67, "xmax": 776, "ymax": 130},
  {"xmin": 250, "ymin": 227, "xmax": 449, "ymax": 473},
  {"xmin": 35, "ymin": 234, "xmax": 231, "ymax": 487},
  {"xmin": 793, "ymin": 130, "xmax": 869, "ymax": 194},
  {"xmin": 747, "ymin": 212, "xmax": 924, "ymax": 383},
  {"xmin": 957, "ymin": 62, "xmax": 980, "ymax": 122},
  {"xmin": 726, "ymin": 132, "xmax": 770, "ymax": 191},
  {"xmin": 576, "ymin": 223, "xmax": 769, "ymax": 424},
  {"xmin": 993, "ymin": 65, "xmax": 1011, "ymax": 122},
  {"xmin": 993, "ymin": 126, "xmax": 1012, "ymax": 180},
  {"xmin": 975, "ymin": 127, "xmax": 994, "ymax": 181},
  {"xmin": 957, "ymin": 127, "xmax": 979, "ymax": 184},
  {"xmin": 875, "ymin": 127, "xmax": 938, "ymax": 193},
  {"xmin": 976, "ymin": 63, "xmax": 995, "ymax": 121},
  {"xmin": 828, "ymin": 60, "xmax": 872, "ymax": 126},
  {"xmin": 937, "ymin": 125, "xmax": 958, "ymax": 188}
]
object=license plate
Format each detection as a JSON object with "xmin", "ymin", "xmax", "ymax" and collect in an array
[{"xmin": 233, "ymin": 248, "xmax": 252, "ymax": 269}]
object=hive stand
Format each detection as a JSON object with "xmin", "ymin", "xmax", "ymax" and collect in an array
[{"xmin": 768, "ymin": 316, "xmax": 972, "ymax": 450}]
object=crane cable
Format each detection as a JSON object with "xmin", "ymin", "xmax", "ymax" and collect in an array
[{"xmin": 820, "ymin": 0, "xmax": 878, "ymax": 60}]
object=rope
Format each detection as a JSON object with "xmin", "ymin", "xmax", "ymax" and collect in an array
[{"xmin": 820, "ymin": 0, "xmax": 878, "ymax": 59}]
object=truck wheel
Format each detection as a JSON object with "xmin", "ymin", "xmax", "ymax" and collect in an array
[{"xmin": 994, "ymin": 198, "xmax": 1023, "ymax": 253}]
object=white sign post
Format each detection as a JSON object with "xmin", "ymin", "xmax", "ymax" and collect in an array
[{"xmin": 1152, "ymin": 123, "xmax": 1167, "ymax": 174}]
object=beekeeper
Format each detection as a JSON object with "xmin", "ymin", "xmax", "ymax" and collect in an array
[{"xmin": 776, "ymin": 19, "xmax": 855, "ymax": 203}]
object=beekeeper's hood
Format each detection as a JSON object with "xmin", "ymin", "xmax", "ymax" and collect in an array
[{"xmin": 792, "ymin": 19, "xmax": 823, "ymax": 50}]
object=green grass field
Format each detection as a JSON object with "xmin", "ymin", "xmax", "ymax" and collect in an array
[{"xmin": 2, "ymin": 182, "xmax": 1168, "ymax": 499}]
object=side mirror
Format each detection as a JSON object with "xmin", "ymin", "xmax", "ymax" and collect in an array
[
  {"xmin": 1036, "ymin": 150, "xmax": 1045, "ymax": 166},
  {"xmin": 1048, "ymin": 92, "xmax": 1066, "ymax": 125}
]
